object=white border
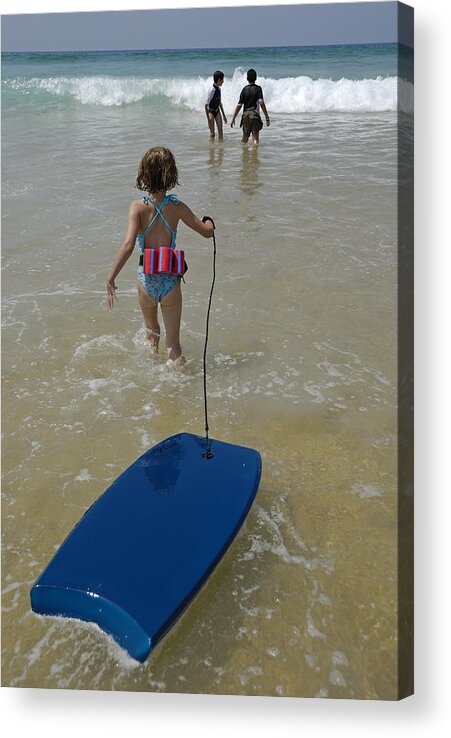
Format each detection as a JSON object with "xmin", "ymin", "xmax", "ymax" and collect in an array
[{"xmin": 2, "ymin": 0, "xmax": 450, "ymax": 736}]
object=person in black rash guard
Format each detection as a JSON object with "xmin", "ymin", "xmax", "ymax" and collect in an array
[
  {"xmin": 205, "ymin": 70, "xmax": 227, "ymax": 140},
  {"xmin": 230, "ymin": 68, "xmax": 270, "ymax": 145}
]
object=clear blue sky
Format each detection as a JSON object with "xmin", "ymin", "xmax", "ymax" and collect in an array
[{"xmin": 1, "ymin": 2, "xmax": 413, "ymax": 52}]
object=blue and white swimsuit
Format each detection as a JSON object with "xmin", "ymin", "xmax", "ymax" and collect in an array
[
  {"xmin": 206, "ymin": 84, "xmax": 221, "ymax": 117},
  {"xmin": 137, "ymin": 194, "xmax": 181, "ymax": 303}
]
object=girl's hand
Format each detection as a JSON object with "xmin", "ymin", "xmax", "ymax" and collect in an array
[
  {"xmin": 202, "ymin": 216, "xmax": 215, "ymax": 236},
  {"xmin": 223, "ymin": 114, "xmax": 228, "ymax": 123},
  {"xmin": 106, "ymin": 279, "xmax": 117, "ymax": 309}
]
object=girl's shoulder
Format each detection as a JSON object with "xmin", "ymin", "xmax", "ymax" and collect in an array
[
  {"xmin": 133, "ymin": 194, "xmax": 184, "ymax": 212},
  {"xmin": 167, "ymin": 194, "xmax": 189, "ymax": 214},
  {"xmin": 165, "ymin": 193, "xmax": 181, "ymax": 206},
  {"xmin": 129, "ymin": 197, "xmax": 148, "ymax": 216},
  {"xmin": 134, "ymin": 196, "xmax": 149, "ymax": 209}
]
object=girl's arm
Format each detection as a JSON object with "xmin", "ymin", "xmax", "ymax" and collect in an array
[
  {"xmin": 220, "ymin": 102, "xmax": 227, "ymax": 122},
  {"xmin": 178, "ymin": 202, "xmax": 214, "ymax": 238},
  {"xmin": 106, "ymin": 201, "xmax": 140, "ymax": 308}
]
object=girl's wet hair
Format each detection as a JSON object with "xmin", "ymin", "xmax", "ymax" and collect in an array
[
  {"xmin": 213, "ymin": 70, "xmax": 224, "ymax": 83},
  {"xmin": 247, "ymin": 68, "xmax": 257, "ymax": 84},
  {"xmin": 136, "ymin": 146, "xmax": 179, "ymax": 193}
]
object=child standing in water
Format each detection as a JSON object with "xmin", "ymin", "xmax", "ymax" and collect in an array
[
  {"xmin": 106, "ymin": 147, "xmax": 214, "ymax": 367},
  {"xmin": 230, "ymin": 68, "xmax": 270, "ymax": 145},
  {"xmin": 205, "ymin": 70, "xmax": 227, "ymax": 140}
]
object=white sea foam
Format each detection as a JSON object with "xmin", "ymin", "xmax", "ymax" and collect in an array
[
  {"xmin": 350, "ymin": 483, "xmax": 383, "ymax": 499},
  {"xmin": 75, "ymin": 469, "xmax": 92, "ymax": 482},
  {"xmin": 72, "ymin": 334, "xmax": 126, "ymax": 359},
  {"xmin": 329, "ymin": 668, "xmax": 347, "ymax": 687},
  {"xmin": 242, "ymin": 504, "xmax": 334, "ymax": 574},
  {"xmin": 7, "ymin": 68, "xmax": 413, "ymax": 113}
]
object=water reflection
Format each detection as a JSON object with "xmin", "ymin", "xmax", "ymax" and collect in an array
[
  {"xmin": 239, "ymin": 146, "xmax": 262, "ymax": 197},
  {"xmin": 208, "ymin": 142, "xmax": 224, "ymax": 172},
  {"xmin": 140, "ymin": 440, "xmax": 183, "ymax": 496},
  {"xmin": 207, "ymin": 143, "xmax": 225, "ymax": 206}
]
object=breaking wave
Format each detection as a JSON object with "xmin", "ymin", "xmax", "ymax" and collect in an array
[{"xmin": 4, "ymin": 67, "xmax": 413, "ymax": 113}]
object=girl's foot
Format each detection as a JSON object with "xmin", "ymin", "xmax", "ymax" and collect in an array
[
  {"xmin": 166, "ymin": 344, "xmax": 186, "ymax": 369},
  {"xmin": 146, "ymin": 327, "xmax": 160, "ymax": 353},
  {"xmin": 169, "ymin": 354, "xmax": 186, "ymax": 369}
]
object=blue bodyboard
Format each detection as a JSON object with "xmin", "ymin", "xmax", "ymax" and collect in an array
[{"xmin": 30, "ymin": 433, "xmax": 262, "ymax": 662}]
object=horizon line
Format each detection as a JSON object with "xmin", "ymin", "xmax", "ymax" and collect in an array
[{"xmin": 1, "ymin": 41, "xmax": 403, "ymax": 55}]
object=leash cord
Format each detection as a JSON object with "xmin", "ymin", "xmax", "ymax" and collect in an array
[{"xmin": 202, "ymin": 218, "xmax": 216, "ymax": 459}]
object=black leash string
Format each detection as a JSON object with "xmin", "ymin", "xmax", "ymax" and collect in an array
[{"xmin": 201, "ymin": 217, "xmax": 216, "ymax": 459}]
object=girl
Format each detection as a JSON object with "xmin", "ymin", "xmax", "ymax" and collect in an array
[{"xmin": 106, "ymin": 147, "xmax": 214, "ymax": 367}]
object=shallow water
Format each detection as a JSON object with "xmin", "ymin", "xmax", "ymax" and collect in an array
[{"xmin": 2, "ymin": 47, "xmax": 406, "ymax": 699}]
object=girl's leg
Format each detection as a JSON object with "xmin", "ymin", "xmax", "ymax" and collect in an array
[
  {"xmin": 160, "ymin": 280, "xmax": 185, "ymax": 365},
  {"xmin": 216, "ymin": 114, "xmax": 224, "ymax": 140},
  {"xmin": 137, "ymin": 281, "xmax": 160, "ymax": 351}
]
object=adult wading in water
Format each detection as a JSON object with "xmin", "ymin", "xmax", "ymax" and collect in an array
[{"xmin": 230, "ymin": 68, "xmax": 270, "ymax": 145}]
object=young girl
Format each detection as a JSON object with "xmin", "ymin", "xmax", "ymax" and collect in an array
[{"xmin": 106, "ymin": 147, "xmax": 214, "ymax": 367}]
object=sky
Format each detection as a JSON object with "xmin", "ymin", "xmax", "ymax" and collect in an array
[{"xmin": 1, "ymin": 2, "xmax": 413, "ymax": 52}]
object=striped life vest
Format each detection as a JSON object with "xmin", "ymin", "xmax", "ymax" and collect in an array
[{"xmin": 142, "ymin": 246, "xmax": 186, "ymax": 275}]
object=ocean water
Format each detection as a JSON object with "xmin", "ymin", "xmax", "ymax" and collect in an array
[{"xmin": 2, "ymin": 45, "xmax": 413, "ymax": 698}]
